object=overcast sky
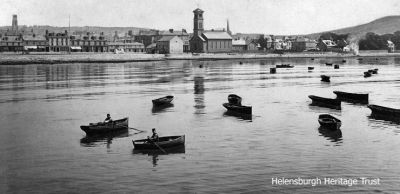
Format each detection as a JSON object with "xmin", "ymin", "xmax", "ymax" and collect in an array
[{"xmin": 1, "ymin": 0, "xmax": 400, "ymax": 35}]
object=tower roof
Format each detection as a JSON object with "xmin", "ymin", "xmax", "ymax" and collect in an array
[{"xmin": 193, "ymin": 8, "xmax": 204, "ymax": 13}]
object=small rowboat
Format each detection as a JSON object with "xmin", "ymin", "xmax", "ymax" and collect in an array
[
  {"xmin": 228, "ymin": 94, "xmax": 242, "ymax": 105},
  {"xmin": 152, "ymin": 95, "xmax": 174, "ymax": 106},
  {"xmin": 308, "ymin": 67, "xmax": 314, "ymax": 70},
  {"xmin": 325, "ymin": 63, "xmax": 333, "ymax": 66},
  {"xmin": 368, "ymin": 69, "xmax": 378, "ymax": 74},
  {"xmin": 309, "ymin": 95, "xmax": 341, "ymax": 109},
  {"xmin": 223, "ymin": 103, "xmax": 252, "ymax": 115},
  {"xmin": 132, "ymin": 135, "xmax": 185, "ymax": 150},
  {"xmin": 333, "ymin": 91, "xmax": 368, "ymax": 103},
  {"xmin": 334, "ymin": 64, "xmax": 339, "ymax": 69},
  {"xmin": 318, "ymin": 114, "xmax": 342, "ymax": 130},
  {"xmin": 80, "ymin": 117, "xmax": 129, "ymax": 135},
  {"xmin": 364, "ymin": 71, "xmax": 371, "ymax": 78},
  {"xmin": 320, "ymin": 75, "xmax": 330, "ymax": 82},
  {"xmin": 368, "ymin": 105, "xmax": 400, "ymax": 118},
  {"xmin": 276, "ymin": 64, "xmax": 294, "ymax": 68}
]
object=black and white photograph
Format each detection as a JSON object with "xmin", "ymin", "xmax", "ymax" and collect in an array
[{"xmin": 1, "ymin": 0, "xmax": 400, "ymax": 193}]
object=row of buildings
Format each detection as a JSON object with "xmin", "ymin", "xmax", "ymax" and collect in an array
[{"xmin": 0, "ymin": 11, "xmax": 356, "ymax": 54}]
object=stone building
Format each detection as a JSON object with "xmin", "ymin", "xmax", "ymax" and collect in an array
[
  {"xmin": 108, "ymin": 42, "xmax": 145, "ymax": 53},
  {"xmin": 70, "ymin": 32, "xmax": 108, "ymax": 52},
  {"xmin": 156, "ymin": 36, "xmax": 183, "ymax": 54},
  {"xmin": 46, "ymin": 30, "xmax": 70, "ymax": 52},
  {"xmin": 189, "ymin": 8, "xmax": 232, "ymax": 53}
]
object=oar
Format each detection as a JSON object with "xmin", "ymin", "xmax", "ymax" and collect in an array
[
  {"xmin": 151, "ymin": 141, "xmax": 167, "ymax": 154},
  {"xmin": 115, "ymin": 123, "xmax": 146, "ymax": 132}
]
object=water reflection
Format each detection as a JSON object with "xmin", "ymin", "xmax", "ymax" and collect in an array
[
  {"xmin": 132, "ymin": 145, "xmax": 185, "ymax": 167},
  {"xmin": 318, "ymin": 127, "xmax": 343, "ymax": 144},
  {"xmin": 194, "ymin": 76, "xmax": 205, "ymax": 114},
  {"xmin": 80, "ymin": 129, "xmax": 129, "ymax": 148},
  {"xmin": 223, "ymin": 110, "xmax": 252, "ymax": 121},
  {"xmin": 151, "ymin": 104, "xmax": 174, "ymax": 114}
]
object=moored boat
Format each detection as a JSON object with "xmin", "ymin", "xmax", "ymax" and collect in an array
[
  {"xmin": 276, "ymin": 64, "xmax": 294, "ymax": 68},
  {"xmin": 333, "ymin": 91, "xmax": 368, "ymax": 103},
  {"xmin": 223, "ymin": 103, "xmax": 252, "ymax": 115},
  {"xmin": 308, "ymin": 67, "xmax": 314, "ymax": 70},
  {"xmin": 320, "ymin": 75, "xmax": 330, "ymax": 82},
  {"xmin": 318, "ymin": 114, "xmax": 342, "ymax": 130},
  {"xmin": 364, "ymin": 71, "xmax": 371, "ymax": 78},
  {"xmin": 309, "ymin": 95, "xmax": 341, "ymax": 109},
  {"xmin": 334, "ymin": 64, "xmax": 339, "ymax": 69},
  {"xmin": 80, "ymin": 117, "xmax": 129, "ymax": 135},
  {"xmin": 325, "ymin": 63, "xmax": 333, "ymax": 66},
  {"xmin": 152, "ymin": 95, "xmax": 174, "ymax": 106},
  {"xmin": 368, "ymin": 68, "xmax": 378, "ymax": 74},
  {"xmin": 368, "ymin": 104, "xmax": 400, "ymax": 118},
  {"xmin": 132, "ymin": 135, "xmax": 185, "ymax": 150}
]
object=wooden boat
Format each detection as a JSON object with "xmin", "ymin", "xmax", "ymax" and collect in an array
[
  {"xmin": 223, "ymin": 103, "xmax": 252, "ymax": 115},
  {"xmin": 333, "ymin": 91, "xmax": 369, "ymax": 103},
  {"xmin": 318, "ymin": 114, "xmax": 342, "ymax": 130},
  {"xmin": 276, "ymin": 64, "xmax": 294, "ymax": 68},
  {"xmin": 152, "ymin": 95, "xmax": 174, "ymax": 106},
  {"xmin": 308, "ymin": 67, "xmax": 314, "ymax": 70},
  {"xmin": 325, "ymin": 63, "xmax": 333, "ymax": 66},
  {"xmin": 270, "ymin": 67, "xmax": 276, "ymax": 74},
  {"xmin": 320, "ymin": 75, "xmax": 330, "ymax": 82},
  {"xmin": 228, "ymin": 94, "xmax": 242, "ymax": 105},
  {"xmin": 368, "ymin": 69, "xmax": 378, "ymax": 74},
  {"xmin": 132, "ymin": 135, "xmax": 185, "ymax": 150},
  {"xmin": 309, "ymin": 95, "xmax": 341, "ymax": 109},
  {"xmin": 80, "ymin": 117, "xmax": 129, "ymax": 135},
  {"xmin": 364, "ymin": 71, "xmax": 371, "ymax": 78},
  {"xmin": 334, "ymin": 64, "xmax": 339, "ymax": 69},
  {"xmin": 368, "ymin": 105, "xmax": 400, "ymax": 118}
]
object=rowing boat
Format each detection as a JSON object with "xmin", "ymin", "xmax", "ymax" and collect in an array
[
  {"xmin": 80, "ymin": 117, "xmax": 129, "ymax": 135},
  {"xmin": 132, "ymin": 135, "xmax": 185, "ymax": 150}
]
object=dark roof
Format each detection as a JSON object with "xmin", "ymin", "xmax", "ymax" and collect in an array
[
  {"xmin": 202, "ymin": 31, "xmax": 232, "ymax": 40},
  {"xmin": 23, "ymin": 35, "xmax": 46, "ymax": 41}
]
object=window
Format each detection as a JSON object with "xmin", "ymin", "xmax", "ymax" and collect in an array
[{"xmin": 199, "ymin": 22, "xmax": 203, "ymax": 29}]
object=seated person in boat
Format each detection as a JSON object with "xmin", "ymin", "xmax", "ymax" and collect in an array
[
  {"xmin": 147, "ymin": 128, "xmax": 159, "ymax": 142},
  {"xmin": 104, "ymin": 114, "xmax": 112, "ymax": 123}
]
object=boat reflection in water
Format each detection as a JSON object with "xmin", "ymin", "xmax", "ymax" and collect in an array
[
  {"xmin": 132, "ymin": 145, "xmax": 186, "ymax": 167},
  {"xmin": 80, "ymin": 129, "xmax": 129, "ymax": 148},
  {"xmin": 223, "ymin": 110, "xmax": 252, "ymax": 121},
  {"xmin": 318, "ymin": 127, "xmax": 343, "ymax": 144},
  {"xmin": 151, "ymin": 103, "xmax": 174, "ymax": 114}
]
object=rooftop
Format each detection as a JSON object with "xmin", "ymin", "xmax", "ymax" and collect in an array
[{"xmin": 202, "ymin": 31, "xmax": 232, "ymax": 40}]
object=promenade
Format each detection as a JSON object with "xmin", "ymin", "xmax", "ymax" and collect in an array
[{"xmin": 1, "ymin": 51, "xmax": 400, "ymax": 65}]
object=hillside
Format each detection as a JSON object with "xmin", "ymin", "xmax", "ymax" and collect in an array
[{"xmin": 307, "ymin": 15, "xmax": 400, "ymax": 40}]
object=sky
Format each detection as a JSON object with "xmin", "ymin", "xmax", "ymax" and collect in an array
[{"xmin": 1, "ymin": 0, "xmax": 400, "ymax": 35}]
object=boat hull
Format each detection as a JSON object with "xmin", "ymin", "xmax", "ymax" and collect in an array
[
  {"xmin": 152, "ymin": 95, "xmax": 174, "ymax": 106},
  {"xmin": 333, "ymin": 91, "xmax": 368, "ymax": 104},
  {"xmin": 368, "ymin": 105, "xmax": 400, "ymax": 119},
  {"xmin": 80, "ymin": 117, "xmax": 129, "ymax": 135},
  {"xmin": 320, "ymin": 75, "xmax": 330, "ymax": 82},
  {"xmin": 223, "ymin": 103, "xmax": 252, "ymax": 115},
  {"xmin": 132, "ymin": 135, "xmax": 185, "ymax": 150},
  {"xmin": 318, "ymin": 114, "xmax": 342, "ymax": 130},
  {"xmin": 309, "ymin": 95, "xmax": 341, "ymax": 109}
]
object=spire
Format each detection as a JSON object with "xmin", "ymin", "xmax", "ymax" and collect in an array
[{"xmin": 227, "ymin": 19, "xmax": 231, "ymax": 35}]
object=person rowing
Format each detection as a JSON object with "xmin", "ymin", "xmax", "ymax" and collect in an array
[
  {"xmin": 104, "ymin": 114, "xmax": 112, "ymax": 123},
  {"xmin": 147, "ymin": 128, "xmax": 159, "ymax": 142}
]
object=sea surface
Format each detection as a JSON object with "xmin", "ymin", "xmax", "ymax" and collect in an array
[{"xmin": 0, "ymin": 57, "xmax": 399, "ymax": 193}]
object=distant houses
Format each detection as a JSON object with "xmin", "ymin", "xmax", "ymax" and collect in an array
[{"xmin": 156, "ymin": 36, "xmax": 183, "ymax": 54}]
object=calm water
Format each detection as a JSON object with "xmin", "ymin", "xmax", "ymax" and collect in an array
[{"xmin": 1, "ymin": 58, "xmax": 400, "ymax": 193}]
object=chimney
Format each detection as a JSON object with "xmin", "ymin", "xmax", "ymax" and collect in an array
[{"xmin": 12, "ymin": 15, "xmax": 18, "ymax": 32}]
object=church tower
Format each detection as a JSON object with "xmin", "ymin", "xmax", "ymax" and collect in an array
[
  {"xmin": 12, "ymin": 15, "xmax": 18, "ymax": 32},
  {"xmin": 193, "ymin": 8, "xmax": 204, "ymax": 37}
]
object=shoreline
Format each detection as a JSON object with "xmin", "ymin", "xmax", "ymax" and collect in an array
[{"xmin": 0, "ymin": 51, "xmax": 399, "ymax": 65}]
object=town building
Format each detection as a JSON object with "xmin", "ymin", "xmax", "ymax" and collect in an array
[
  {"xmin": 189, "ymin": 8, "xmax": 232, "ymax": 53},
  {"xmin": 156, "ymin": 35, "xmax": 184, "ymax": 54},
  {"xmin": 291, "ymin": 37, "xmax": 318, "ymax": 52},
  {"xmin": 23, "ymin": 34, "xmax": 48, "ymax": 52},
  {"xmin": 0, "ymin": 15, "xmax": 23, "ymax": 52},
  {"xmin": 108, "ymin": 42, "xmax": 145, "ymax": 53},
  {"xmin": 232, "ymin": 39, "xmax": 258, "ymax": 51},
  {"xmin": 70, "ymin": 32, "xmax": 108, "ymax": 52},
  {"xmin": 317, "ymin": 39, "xmax": 339, "ymax": 52},
  {"xmin": 387, "ymin": 40, "xmax": 395, "ymax": 53},
  {"xmin": 46, "ymin": 30, "xmax": 70, "ymax": 52},
  {"xmin": 135, "ymin": 29, "xmax": 190, "ymax": 52}
]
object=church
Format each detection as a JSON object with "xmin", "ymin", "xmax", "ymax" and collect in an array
[{"xmin": 189, "ymin": 8, "xmax": 233, "ymax": 53}]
